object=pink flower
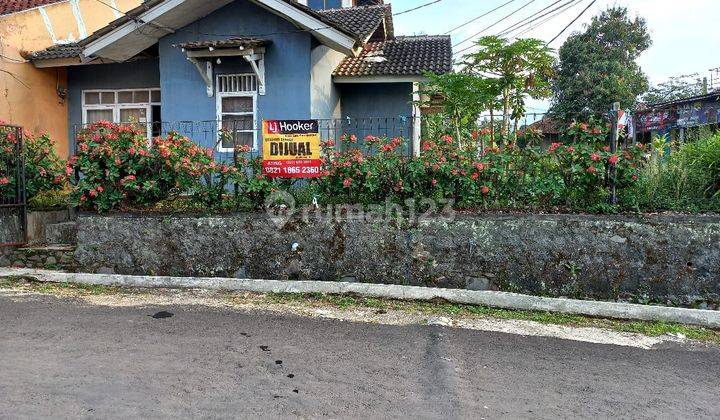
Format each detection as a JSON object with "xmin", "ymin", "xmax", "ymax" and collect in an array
[
  {"xmin": 343, "ymin": 178, "xmax": 353, "ymax": 188},
  {"xmin": 549, "ymin": 142, "xmax": 562, "ymax": 153},
  {"xmin": 431, "ymin": 179, "xmax": 438, "ymax": 186},
  {"xmin": 587, "ymin": 166, "xmax": 597, "ymax": 174},
  {"xmin": 590, "ymin": 153, "xmax": 601, "ymax": 162},
  {"xmin": 608, "ymin": 154, "xmax": 619, "ymax": 165},
  {"xmin": 566, "ymin": 146, "xmax": 575, "ymax": 153},
  {"xmin": 0, "ymin": 177, "xmax": 9, "ymax": 186},
  {"xmin": 471, "ymin": 172, "xmax": 479, "ymax": 180},
  {"xmin": 481, "ymin": 185, "xmax": 490, "ymax": 195},
  {"xmin": 349, "ymin": 134, "xmax": 358, "ymax": 143},
  {"xmin": 96, "ymin": 185, "xmax": 104, "ymax": 193}
]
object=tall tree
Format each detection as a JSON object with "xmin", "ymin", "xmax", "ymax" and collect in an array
[
  {"xmin": 551, "ymin": 7, "xmax": 652, "ymax": 122},
  {"xmin": 641, "ymin": 74, "xmax": 705, "ymax": 105},
  {"xmin": 461, "ymin": 36, "xmax": 554, "ymax": 144}
]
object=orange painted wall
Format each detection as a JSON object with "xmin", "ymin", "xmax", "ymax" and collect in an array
[{"xmin": 0, "ymin": 0, "xmax": 141, "ymax": 158}]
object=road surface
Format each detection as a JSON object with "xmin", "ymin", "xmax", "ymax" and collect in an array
[{"xmin": 0, "ymin": 292, "xmax": 718, "ymax": 419}]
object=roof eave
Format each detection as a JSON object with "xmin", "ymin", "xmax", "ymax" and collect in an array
[
  {"xmin": 82, "ymin": 0, "xmax": 359, "ymax": 62},
  {"xmin": 333, "ymin": 75, "xmax": 429, "ymax": 83}
]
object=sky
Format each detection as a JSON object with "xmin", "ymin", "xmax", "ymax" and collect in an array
[{"xmin": 388, "ymin": 0, "xmax": 720, "ymax": 112}]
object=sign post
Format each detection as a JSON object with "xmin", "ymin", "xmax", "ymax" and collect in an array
[{"xmin": 262, "ymin": 120, "xmax": 322, "ymax": 178}]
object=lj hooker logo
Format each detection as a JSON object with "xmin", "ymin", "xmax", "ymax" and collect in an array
[{"xmin": 262, "ymin": 120, "xmax": 321, "ymax": 178}]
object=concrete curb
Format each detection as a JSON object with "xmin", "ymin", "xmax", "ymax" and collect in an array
[{"xmin": 2, "ymin": 268, "xmax": 720, "ymax": 329}]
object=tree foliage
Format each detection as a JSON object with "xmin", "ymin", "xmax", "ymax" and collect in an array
[
  {"xmin": 419, "ymin": 72, "xmax": 500, "ymax": 141},
  {"xmin": 551, "ymin": 7, "xmax": 652, "ymax": 122},
  {"xmin": 461, "ymin": 36, "xmax": 555, "ymax": 144},
  {"xmin": 641, "ymin": 74, "xmax": 705, "ymax": 105}
]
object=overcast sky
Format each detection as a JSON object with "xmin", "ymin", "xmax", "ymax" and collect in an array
[{"xmin": 389, "ymin": 0, "xmax": 720, "ymax": 111}]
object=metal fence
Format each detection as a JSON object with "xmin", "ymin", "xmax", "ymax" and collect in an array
[
  {"xmin": 72, "ymin": 117, "xmax": 419, "ymax": 162},
  {"xmin": 0, "ymin": 125, "xmax": 27, "ymax": 246}
]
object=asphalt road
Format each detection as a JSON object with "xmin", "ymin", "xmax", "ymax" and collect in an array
[{"xmin": 0, "ymin": 293, "xmax": 719, "ymax": 419}]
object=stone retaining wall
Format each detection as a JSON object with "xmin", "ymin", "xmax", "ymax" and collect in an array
[
  {"xmin": 0, "ymin": 245, "xmax": 77, "ymax": 271},
  {"xmin": 75, "ymin": 213, "xmax": 720, "ymax": 307},
  {"xmin": 0, "ymin": 208, "xmax": 22, "ymax": 244}
]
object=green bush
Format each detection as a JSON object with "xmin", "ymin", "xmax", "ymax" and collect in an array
[
  {"xmin": 621, "ymin": 133, "xmax": 720, "ymax": 212},
  {"xmin": 0, "ymin": 125, "xmax": 68, "ymax": 201},
  {"xmin": 72, "ymin": 122, "xmax": 214, "ymax": 212}
]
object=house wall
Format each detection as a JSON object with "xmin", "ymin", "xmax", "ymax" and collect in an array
[
  {"xmin": 339, "ymin": 83, "xmax": 413, "ymax": 119},
  {"xmin": 0, "ymin": 0, "xmax": 142, "ymax": 158},
  {"xmin": 66, "ymin": 59, "xmax": 160, "ymax": 147},
  {"xmin": 310, "ymin": 45, "xmax": 344, "ymax": 120},
  {"xmin": 158, "ymin": 0, "xmax": 313, "ymax": 130}
]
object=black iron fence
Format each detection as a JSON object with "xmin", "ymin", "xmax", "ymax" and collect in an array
[
  {"xmin": 73, "ymin": 117, "xmax": 419, "ymax": 162},
  {"xmin": 0, "ymin": 124, "xmax": 27, "ymax": 245}
]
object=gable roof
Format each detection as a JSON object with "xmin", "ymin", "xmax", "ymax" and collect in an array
[
  {"xmin": 333, "ymin": 35, "xmax": 452, "ymax": 79},
  {"xmin": 29, "ymin": 0, "xmax": 361, "ymax": 63},
  {"xmin": 316, "ymin": 4, "xmax": 392, "ymax": 41},
  {"xmin": 0, "ymin": 0, "xmax": 63, "ymax": 16}
]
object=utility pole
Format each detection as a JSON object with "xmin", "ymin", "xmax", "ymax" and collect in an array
[{"xmin": 609, "ymin": 102, "xmax": 620, "ymax": 206}]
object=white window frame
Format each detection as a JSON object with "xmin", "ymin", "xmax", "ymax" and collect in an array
[
  {"xmin": 216, "ymin": 74, "xmax": 258, "ymax": 153},
  {"xmin": 81, "ymin": 88, "xmax": 161, "ymax": 139}
]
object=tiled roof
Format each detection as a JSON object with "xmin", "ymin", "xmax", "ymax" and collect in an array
[
  {"xmin": 333, "ymin": 35, "xmax": 452, "ymax": 78},
  {"xmin": 317, "ymin": 4, "xmax": 391, "ymax": 41},
  {"xmin": 27, "ymin": 42, "xmax": 81, "ymax": 60},
  {"xmin": 522, "ymin": 118, "xmax": 560, "ymax": 135},
  {"xmin": 0, "ymin": 0, "xmax": 64, "ymax": 16},
  {"xmin": 29, "ymin": 0, "xmax": 367, "ymax": 62},
  {"xmin": 176, "ymin": 38, "xmax": 271, "ymax": 50}
]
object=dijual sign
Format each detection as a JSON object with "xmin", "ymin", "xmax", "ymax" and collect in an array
[{"xmin": 262, "ymin": 120, "xmax": 321, "ymax": 178}]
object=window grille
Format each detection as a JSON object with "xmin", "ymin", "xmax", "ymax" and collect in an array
[{"xmin": 217, "ymin": 74, "xmax": 257, "ymax": 93}]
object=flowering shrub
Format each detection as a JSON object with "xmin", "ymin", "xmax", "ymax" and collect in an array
[
  {"xmin": 69, "ymin": 122, "xmax": 650, "ymax": 214},
  {"xmin": 0, "ymin": 124, "xmax": 68, "ymax": 201},
  {"xmin": 72, "ymin": 122, "xmax": 213, "ymax": 211},
  {"xmin": 313, "ymin": 132, "xmax": 646, "ymax": 211},
  {"xmin": 316, "ymin": 135, "xmax": 408, "ymax": 204}
]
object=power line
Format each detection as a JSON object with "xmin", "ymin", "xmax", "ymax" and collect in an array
[
  {"xmin": 512, "ymin": 0, "xmax": 583, "ymax": 38},
  {"xmin": 394, "ymin": 0, "xmax": 445, "ymax": 16},
  {"xmin": 444, "ymin": 0, "xmax": 518, "ymax": 35},
  {"xmin": 546, "ymin": 0, "xmax": 597, "ymax": 44},
  {"xmin": 452, "ymin": 0, "xmax": 538, "ymax": 54},
  {"xmin": 496, "ymin": 0, "xmax": 576, "ymax": 37}
]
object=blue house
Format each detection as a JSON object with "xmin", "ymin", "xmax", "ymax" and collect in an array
[{"xmin": 29, "ymin": 0, "xmax": 452, "ymax": 155}]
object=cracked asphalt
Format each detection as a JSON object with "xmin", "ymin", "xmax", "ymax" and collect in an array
[{"xmin": 1, "ymin": 293, "xmax": 719, "ymax": 419}]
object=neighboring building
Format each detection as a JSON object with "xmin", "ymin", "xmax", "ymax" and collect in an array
[
  {"xmin": 634, "ymin": 90, "xmax": 720, "ymax": 142},
  {"xmin": 0, "ymin": 0, "xmax": 142, "ymax": 157},
  {"xmin": 518, "ymin": 117, "xmax": 560, "ymax": 146},
  {"xmin": 27, "ymin": 0, "xmax": 453, "ymax": 155}
]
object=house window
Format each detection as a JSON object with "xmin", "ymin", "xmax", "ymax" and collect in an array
[
  {"xmin": 217, "ymin": 74, "xmax": 258, "ymax": 152},
  {"xmin": 82, "ymin": 89, "xmax": 161, "ymax": 138}
]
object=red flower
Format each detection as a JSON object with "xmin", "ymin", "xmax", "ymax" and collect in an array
[
  {"xmin": 471, "ymin": 172, "xmax": 479, "ymax": 180},
  {"xmin": 549, "ymin": 142, "xmax": 562, "ymax": 153},
  {"xmin": 608, "ymin": 154, "xmax": 619, "ymax": 165},
  {"xmin": 481, "ymin": 185, "xmax": 490, "ymax": 195},
  {"xmin": 471, "ymin": 131, "xmax": 479, "ymax": 140},
  {"xmin": 587, "ymin": 166, "xmax": 597, "ymax": 174},
  {"xmin": 566, "ymin": 146, "xmax": 575, "ymax": 153},
  {"xmin": 0, "ymin": 177, "xmax": 9, "ymax": 186},
  {"xmin": 590, "ymin": 153, "xmax": 601, "ymax": 162},
  {"xmin": 343, "ymin": 178, "xmax": 353, "ymax": 188}
]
